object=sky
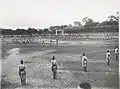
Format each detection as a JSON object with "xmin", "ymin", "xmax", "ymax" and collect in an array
[{"xmin": 0, "ymin": 0, "xmax": 119, "ymax": 29}]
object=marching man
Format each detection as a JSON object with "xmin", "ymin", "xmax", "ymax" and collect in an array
[
  {"xmin": 115, "ymin": 46, "xmax": 119, "ymax": 60},
  {"xmin": 19, "ymin": 60, "xmax": 26, "ymax": 85},
  {"xmin": 82, "ymin": 53, "xmax": 88, "ymax": 72},
  {"xmin": 106, "ymin": 50, "xmax": 111, "ymax": 66},
  {"xmin": 51, "ymin": 56, "xmax": 57, "ymax": 79}
]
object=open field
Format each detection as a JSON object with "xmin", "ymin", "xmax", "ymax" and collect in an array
[{"xmin": 1, "ymin": 39, "xmax": 119, "ymax": 89}]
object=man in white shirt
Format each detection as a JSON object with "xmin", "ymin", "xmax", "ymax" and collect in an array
[
  {"xmin": 19, "ymin": 60, "xmax": 26, "ymax": 85},
  {"xmin": 106, "ymin": 50, "xmax": 111, "ymax": 66},
  {"xmin": 115, "ymin": 46, "xmax": 119, "ymax": 60},
  {"xmin": 51, "ymin": 56, "xmax": 57, "ymax": 66},
  {"xmin": 51, "ymin": 56, "xmax": 57, "ymax": 79},
  {"xmin": 82, "ymin": 53, "xmax": 87, "ymax": 72}
]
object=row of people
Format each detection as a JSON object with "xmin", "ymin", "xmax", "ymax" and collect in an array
[
  {"xmin": 18, "ymin": 47, "xmax": 119, "ymax": 85},
  {"xmin": 18, "ymin": 56, "xmax": 58, "ymax": 85}
]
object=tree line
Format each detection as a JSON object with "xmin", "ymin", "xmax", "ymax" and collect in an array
[
  {"xmin": 0, "ymin": 13, "xmax": 119, "ymax": 35},
  {"xmin": 0, "ymin": 26, "xmax": 68, "ymax": 36}
]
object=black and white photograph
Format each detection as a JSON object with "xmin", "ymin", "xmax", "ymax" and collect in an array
[{"xmin": 0, "ymin": 0, "xmax": 119, "ymax": 89}]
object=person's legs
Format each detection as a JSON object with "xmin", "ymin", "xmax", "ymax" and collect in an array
[
  {"xmin": 20, "ymin": 75, "xmax": 23, "ymax": 85},
  {"xmin": 20, "ymin": 72, "xmax": 26, "ymax": 85},
  {"xmin": 106, "ymin": 58, "xmax": 110, "ymax": 66},
  {"xmin": 85, "ymin": 66, "xmax": 87, "ymax": 72},
  {"xmin": 116, "ymin": 54, "xmax": 118, "ymax": 60},
  {"xmin": 108, "ymin": 59, "xmax": 110, "ymax": 66},
  {"xmin": 52, "ymin": 65, "xmax": 57, "ymax": 79},
  {"xmin": 83, "ymin": 67, "xmax": 85, "ymax": 72},
  {"xmin": 83, "ymin": 65, "xmax": 87, "ymax": 72},
  {"xmin": 19, "ymin": 74, "xmax": 22, "ymax": 85},
  {"xmin": 23, "ymin": 73, "xmax": 26, "ymax": 85},
  {"xmin": 53, "ymin": 72, "xmax": 56, "ymax": 79}
]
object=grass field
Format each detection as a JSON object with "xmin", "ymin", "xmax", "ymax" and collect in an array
[{"xmin": 1, "ymin": 39, "xmax": 119, "ymax": 89}]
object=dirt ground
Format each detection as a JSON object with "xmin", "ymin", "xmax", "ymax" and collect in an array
[{"xmin": 1, "ymin": 40, "xmax": 119, "ymax": 89}]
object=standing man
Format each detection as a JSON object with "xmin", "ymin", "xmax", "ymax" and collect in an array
[
  {"xmin": 51, "ymin": 56, "xmax": 57, "ymax": 79},
  {"xmin": 82, "ymin": 53, "xmax": 88, "ymax": 72},
  {"xmin": 115, "ymin": 46, "xmax": 119, "ymax": 60},
  {"xmin": 51, "ymin": 56, "xmax": 57, "ymax": 70},
  {"xmin": 19, "ymin": 60, "xmax": 26, "ymax": 85},
  {"xmin": 50, "ymin": 39, "xmax": 52, "ymax": 47},
  {"xmin": 56, "ymin": 39, "xmax": 58, "ymax": 46},
  {"xmin": 106, "ymin": 50, "xmax": 111, "ymax": 66},
  {"xmin": 43, "ymin": 41, "xmax": 45, "ymax": 47}
]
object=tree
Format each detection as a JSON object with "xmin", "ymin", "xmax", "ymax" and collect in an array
[
  {"xmin": 74, "ymin": 21, "xmax": 82, "ymax": 27},
  {"xmin": 49, "ymin": 26, "xmax": 61, "ymax": 31},
  {"xmin": 82, "ymin": 17, "xmax": 94, "ymax": 25},
  {"xmin": 27, "ymin": 28, "xmax": 37, "ymax": 35},
  {"xmin": 43, "ymin": 28, "xmax": 49, "ymax": 34},
  {"xmin": 38, "ymin": 29, "xmax": 43, "ymax": 35},
  {"xmin": 92, "ymin": 22, "xmax": 99, "ymax": 26},
  {"xmin": 108, "ymin": 15, "xmax": 117, "ymax": 22},
  {"xmin": 108, "ymin": 15, "xmax": 119, "ymax": 26},
  {"xmin": 1, "ymin": 29, "xmax": 12, "ymax": 35},
  {"xmin": 68, "ymin": 24, "xmax": 72, "ymax": 27},
  {"xmin": 15, "ymin": 29, "xmax": 27, "ymax": 35},
  {"xmin": 116, "ymin": 12, "xmax": 119, "ymax": 21},
  {"xmin": 60, "ymin": 25, "xmax": 67, "ymax": 29}
]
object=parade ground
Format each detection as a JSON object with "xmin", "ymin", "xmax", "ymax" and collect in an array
[{"xmin": 1, "ymin": 39, "xmax": 119, "ymax": 89}]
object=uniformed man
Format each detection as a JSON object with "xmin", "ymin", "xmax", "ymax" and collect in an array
[
  {"xmin": 106, "ymin": 50, "xmax": 111, "ymax": 66},
  {"xmin": 19, "ymin": 60, "xmax": 26, "ymax": 85},
  {"xmin": 82, "ymin": 53, "xmax": 88, "ymax": 72},
  {"xmin": 115, "ymin": 46, "xmax": 119, "ymax": 60}
]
